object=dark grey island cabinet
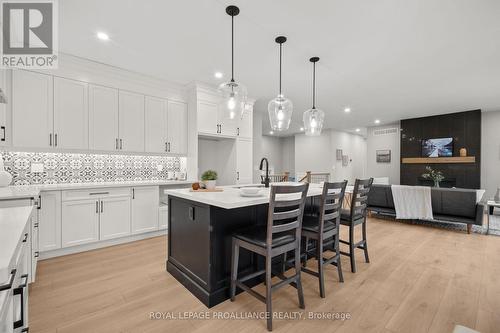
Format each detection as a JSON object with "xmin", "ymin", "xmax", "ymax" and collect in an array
[{"xmin": 165, "ymin": 187, "xmax": 322, "ymax": 307}]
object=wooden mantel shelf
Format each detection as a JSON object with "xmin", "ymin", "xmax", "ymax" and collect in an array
[{"xmin": 402, "ymin": 156, "xmax": 476, "ymax": 164}]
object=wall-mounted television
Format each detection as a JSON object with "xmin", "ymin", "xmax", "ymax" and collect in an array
[{"xmin": 421, "ymin": 138, "xmax": 453, "ymax": 157}]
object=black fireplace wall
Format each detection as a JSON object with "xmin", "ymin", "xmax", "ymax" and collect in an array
[{"xmin": 400, "ymin": 110, "xmax": 481, "ymax": 189}]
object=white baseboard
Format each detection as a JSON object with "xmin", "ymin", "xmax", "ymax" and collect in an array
[{"xmin": 39, "ymin": 229, "xmax": 168, "ymax": 259}]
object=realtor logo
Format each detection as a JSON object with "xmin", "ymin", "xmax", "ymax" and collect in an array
[{"xmin": 1, "ymin": 0, "xmax": 58, "ymax": 68}]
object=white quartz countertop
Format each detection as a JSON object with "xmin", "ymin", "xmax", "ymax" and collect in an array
[
  {"xmin": 0, "ymin": 205, "xmax": 33, "ymax": 284},
  {"xmin": 165, "ymin": 183, "xmax": 325, "ymax": 209},
  {"xmin": 0, "ymin": 180, "xmax": 194, "ymax": 200}
]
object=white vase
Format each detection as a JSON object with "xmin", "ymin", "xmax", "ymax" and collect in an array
[{"xmin": 204, "ymin": 180, "xmax": 216, "ymax": 190}]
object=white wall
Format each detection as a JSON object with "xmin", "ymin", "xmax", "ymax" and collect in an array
[
  {"xmin": 282, "ymin": 136, "xmax": 295, "ymax": 175},
  {"xmin": 482, "ymin": 111, "xmax": 500, "ymax": 199},
  {"xmin": 366, "ymin": 123, "xmax": 401, "ymax": 184},
  {"xmin": 294, "ymin": 129, "xmax": 367, "ymax": 183}
]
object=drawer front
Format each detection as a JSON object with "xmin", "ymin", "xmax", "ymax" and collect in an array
[{"xmin": 62, "ymin": 187, "xmax": 131, "ymax": 201}]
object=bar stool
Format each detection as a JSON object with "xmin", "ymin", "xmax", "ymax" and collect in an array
[
  {"xmin": 300, "ymin": 181, "xmax": 347, "ymax": 298},
  {"xmin": 340, "ymin": 178, "xmax": 373, "ymax": 273},
  {"xmin": 230, "ymin": 183, "xmax": 309, "ymax": 331}
]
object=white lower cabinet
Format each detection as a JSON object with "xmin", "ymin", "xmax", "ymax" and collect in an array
[
  {"xmin": 38, "ymin": 185, "xmax": 162, "ymax": 255},
  {"xmin": 39, "ymin": 191, "xmax": 62, "ymax": 252},
  {"xmin": 100, "ymin": 196, "xmax": 131, "ymax": 240},
  {"xmin": 131, "ymin": 186, "xmax": 159, "ymax": 234},
  {"xmin": 158, "ymin": 205, "xmax": 168, "ymax": 230},
  {"xmin": 62, "ymin": 199, "xmax": 100, "ymax": 248}
]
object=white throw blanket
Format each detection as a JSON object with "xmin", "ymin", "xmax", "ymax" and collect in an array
[{"xmin": 391, "ymin": 185, "xmax": 433, "ymax": 220}]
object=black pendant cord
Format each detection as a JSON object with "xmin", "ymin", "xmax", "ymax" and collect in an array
[
  {"xmin": 279, "ymin": 42, "xmax": 282, "ymax": 96},
  {"xmin": 231, "ymin": 15, "xmax": 234, "ymax": 83},
  {"xmin": 312, "ymin": 61, "xmax": 316, "ymax": 109}
]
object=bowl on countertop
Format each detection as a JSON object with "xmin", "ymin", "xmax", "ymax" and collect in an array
[{"xmin": 239, "ymin": 187, "xmax": 261, "ymax": 196}]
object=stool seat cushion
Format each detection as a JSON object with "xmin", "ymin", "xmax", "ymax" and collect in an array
[
  {"xmin": 340, "ymin": 209, "xmax": 363, "ymax": 223},
  {"xmin": 301, "ymin": 214, "xmax": 336, "ymax": 233},
  {"xmin": 234, "ymin": 226, "xmax": 295, "ymax": 248}
]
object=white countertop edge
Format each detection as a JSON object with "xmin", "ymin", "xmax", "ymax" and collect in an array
[
  {"xmin": 0, "ymin": 180, "xmax": 195, "ymax": 200},
  {"xmin": 165, "ymin": 184, "xmax": 324, "ymax": 209}
]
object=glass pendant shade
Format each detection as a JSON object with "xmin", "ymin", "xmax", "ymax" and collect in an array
[
  {"xmin": 218, "ymin": 81, "xmax": 247, "ymax": 120},
  {"xmin": 268, "ymin": 94, "xmax": 292, "ymax": 131},
  {"xmin": 303, "ymin": 56, "xmax": 324, "ymax": 136},
  {"xmin": 303, "ymin": 107, "xmax": 325, "ymax": 136},
  {"xmin": 268, "ymin": 36, "xmax": 292, "ymax": 131}
]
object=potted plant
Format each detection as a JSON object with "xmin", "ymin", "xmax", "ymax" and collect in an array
[
  {"xmin": 201, "ymin": 170, "xmax": 218, "ymax": 190},
  {"xmin": 421, "ymin": 166, "xmax": 445, "ymax": 187}
]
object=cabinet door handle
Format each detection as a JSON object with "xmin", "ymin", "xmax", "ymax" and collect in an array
[
  {"xmin": 34, "ymin": 251, "xmax": 39, "ymax": 258},
  {"xmin": 55, "ymin": 133, "xmax": 58, "ymax": 146},
  {"xmin": 13, "ymin": 274, "xmax": 28, "ymax": 329},
  {"xmin": 237, "ymin": 127, "xmax": 240, "ymax": 136},
  {"xmin": 0, "ymin": 125, "xmax": 5, "ymax": 141},
  {"xmin": 165, "ymin": 142, "xmax": 168, "ymax": 152},
  {"xmin": 34, "ymin": 222, "xmax": 39, "ymax": 228},
  {"xmin": 168, "ymin": 142, "xmax": 171, "ymax": 152},
  {"xmin": 116, "ymin": 138, "xmax": 119, "ymax": 150},
  {"xmin": 90, "ymin": 192, "xmax": 109, "ymax": 196},
  {"xmin": 120, "ymin": 138, "xmax": 123, "ymax": 150},
  {"xmin": 22, "ymin": 233, "xmax": 28, "ymax": 243},
  {"xmin": 188, "ymin": 206, "xmax": 195, "ymax": 221},
  {"xmin": 38, "ymin": 195, "xmax": 41, "ymax": 209},
  {"xmin": 49, "ymin": 133, "xmax": 52, "ymax": 146},
  {"xmin": 96, "ymin": 200, "xmax": 99, "ymax": 213},
  {"xmin": 132, "ymin": 188, "xmax": 135, "ymax": 199},
  {"xmin": 100, "ymin": 200, "xmax": 103, "ymax": 213}
]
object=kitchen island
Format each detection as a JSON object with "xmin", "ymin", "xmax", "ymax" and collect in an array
[{"xmin": 165, "ymin": 184, "xmax": 323, "ymax": 307}]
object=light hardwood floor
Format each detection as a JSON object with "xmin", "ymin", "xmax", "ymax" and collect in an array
[{"xmin": 29, "ymin": 217, "xmax": 500, "ymax": 333}]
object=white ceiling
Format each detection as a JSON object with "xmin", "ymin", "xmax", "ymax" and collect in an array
[{"xmin": 59, "ymin": 0, "xmax": 500, "ymax": 136}]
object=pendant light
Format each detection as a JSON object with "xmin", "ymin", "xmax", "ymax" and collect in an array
[
  {"xmin": 268, "ymin": 36, "xmax": 292, "ymax": 131},
  {"xmin": 303, "ymin": 57, "xmax": 325, "ymax": 136},
  {"xmin": 218, "ymin": 5, "xmax": 247, "ymax": 120}
]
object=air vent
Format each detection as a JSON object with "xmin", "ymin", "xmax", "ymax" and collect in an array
[{"xmin": 373, "ymin": 128, "xmax": 398, "ymax": 136}]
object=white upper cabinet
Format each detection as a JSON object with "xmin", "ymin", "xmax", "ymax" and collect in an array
[
  {"xmin": 54, "ymin": 77, "xmax": 89, "ymax": 150},
  {"xmin": 145, "ymin": 96, "xmax": 167, "ymax": 153},
  {"xmin": 167, "ymin": 100, "xmax": 188, "ymax": 154},
  {"xmin": 238, "ymin": 105, "xmax": 253, "ymax": 138},
  {"xmin": 236, "ymin": 138, "xmax": 253, "ymax": 185},
  {"xmin": 89, "ymin": 84, "xmax": 119, "ymax": 151},
  {"xmin": 119, "ymin": 91, "xmax": 145, "ymax": 152},
  {"xmin": 12, "ymin": 70, "xmax": 53, "ymax": 149},
  {"xmin": 10, "ymin": 68, "xmax": 188, "ymax": 155},
  {"xmin": 197, "ymin": 101, "xmax": 219, "ymax": 135},
  {"xmin": 218, "ymin": 106, "xmax": 238, "ymax": 137}
]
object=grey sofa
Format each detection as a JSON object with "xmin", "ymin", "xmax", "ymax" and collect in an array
[{"xmin": 367, "ymin": 184, "xmax": 485, "ymax": 233}]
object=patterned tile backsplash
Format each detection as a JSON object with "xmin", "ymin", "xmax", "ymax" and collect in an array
[{"xmin": 1, "ymin": 151, "xmax": 186, "ymax": 185}]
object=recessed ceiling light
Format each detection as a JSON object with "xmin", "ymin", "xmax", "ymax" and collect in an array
[
  {"xmin": 344, "ymin": 107, "xmax": 351, "ymax": 113},
  {"xmin": 214, "ymin": 72, "xmax": 223, "ymax": 79},
  {"xmin": 355, "ymin": 128, "xmax": 360, "ymax": 132},
  {"xmin": 97, "ymin": 32, "xmax": 109, "ymax": 41},
  {"xmin": 300, "ymin": 127, "xmax": 304, "ymax": 131},
  {"xmin": 269, "ymin": 131, "xmax": 274, "ymax": 135},
  {"xmin": 374, "ymin": 119, "xmax": 380, "ymax": 124}
]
